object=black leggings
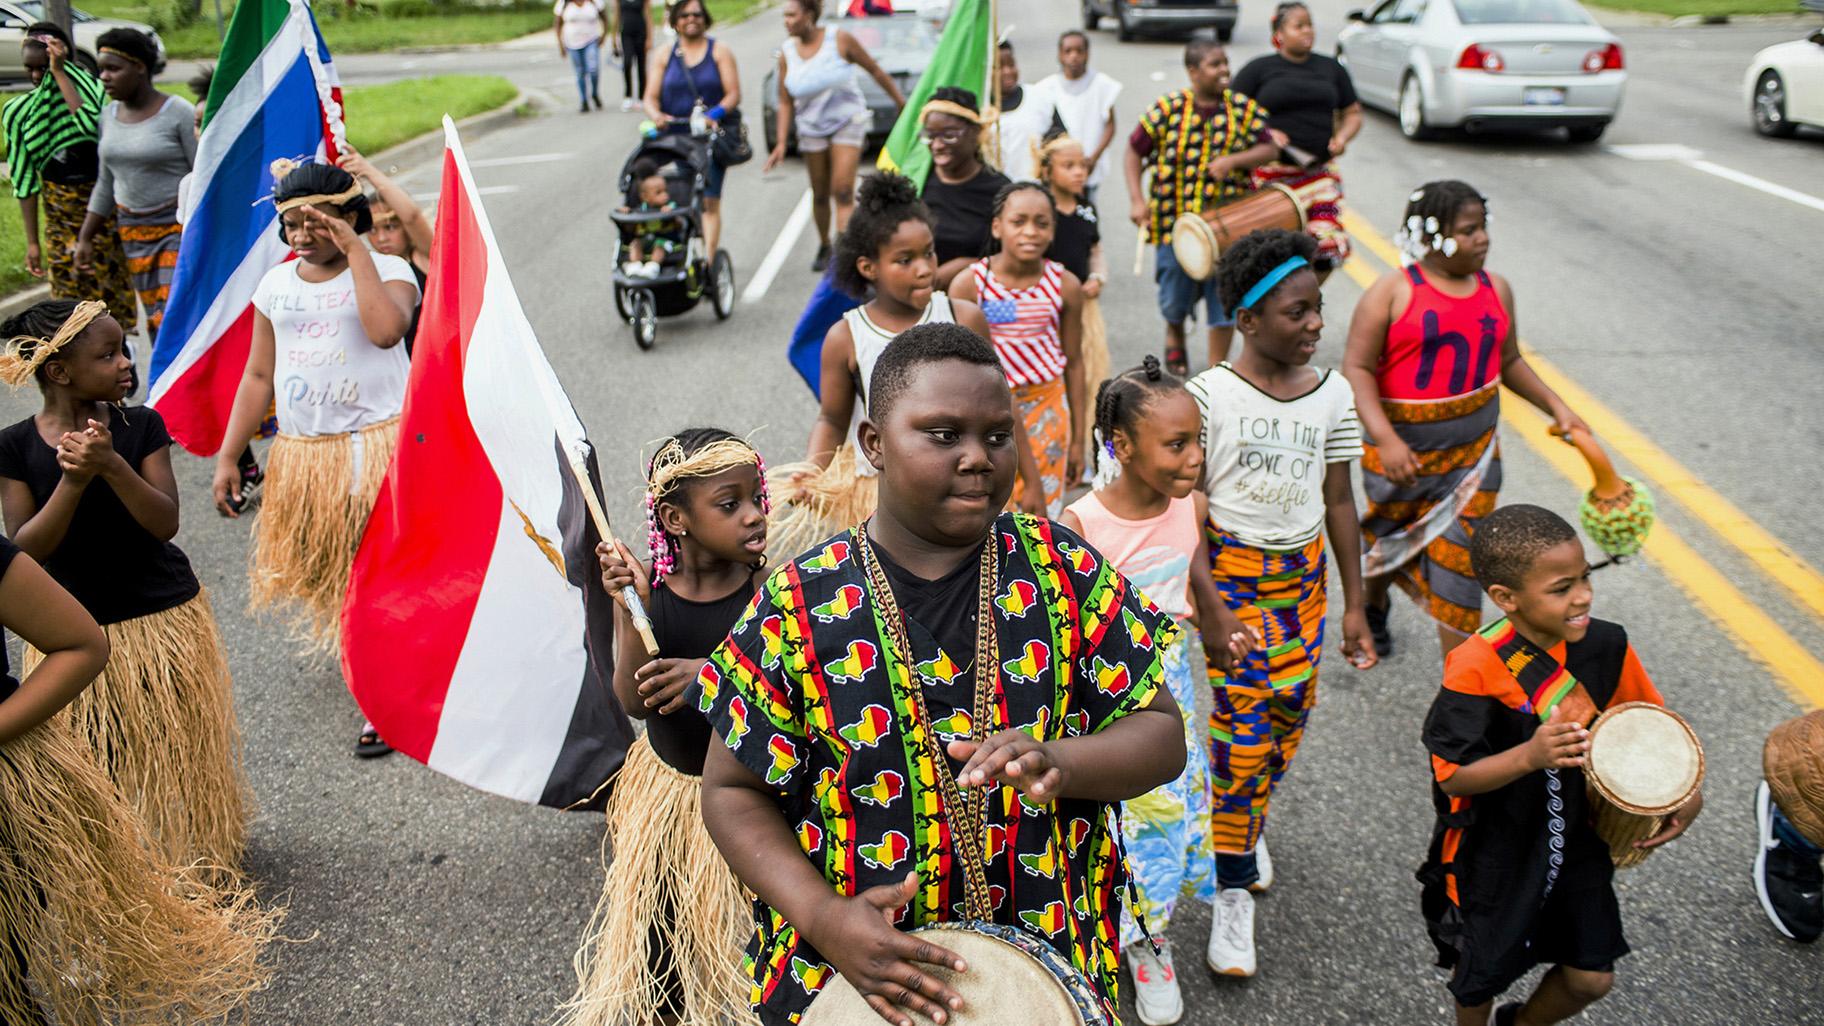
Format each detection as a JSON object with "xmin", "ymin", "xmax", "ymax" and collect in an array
[{"xmin": 620, "ymin": 27, "xmax": 647, "ymax": 99}]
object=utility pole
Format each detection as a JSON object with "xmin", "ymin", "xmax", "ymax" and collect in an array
[{"xmin": 45, "ymin": 0, "xmax": 72, "ymax": 38}]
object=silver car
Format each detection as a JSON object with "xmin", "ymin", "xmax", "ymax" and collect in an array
[
  {"xmin": 0, "ymin": 0, "xmax": 165, "ymax": 83},
  {"xmin": 1337, "ymin": 0, "xmax": 1625, "ymax": 143}
]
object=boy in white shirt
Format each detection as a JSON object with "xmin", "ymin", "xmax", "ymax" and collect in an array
[{"xmin": 1037, "ymin": 30, "xmax": 1121, "ymax": 202}]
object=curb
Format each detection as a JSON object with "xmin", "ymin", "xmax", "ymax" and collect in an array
[
  {"xmin": 1593, "ymin": 8, "xmax": 1821, "ymax": 26},
  {"xmin": 0, "ymin": 89, "xmax": 536, "ymax": 322}
]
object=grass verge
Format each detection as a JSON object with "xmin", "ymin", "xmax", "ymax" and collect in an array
[
  {"xmin": 0, "ymin": 197, "xmax": 30, "ymax": 298},
  {"xmin": 1583, "ymin": 0, "xmax": 1808, "ymax": 15}
]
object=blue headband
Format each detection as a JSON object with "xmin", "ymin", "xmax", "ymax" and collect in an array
[{"xmin": 1239, "ymin": 256, "xmax": 1310, "ymax": 311}]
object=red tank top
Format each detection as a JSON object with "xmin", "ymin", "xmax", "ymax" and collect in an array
[{"xmin": 1377, "ymin": 266, "xmax": 1509, "ymax": 402}]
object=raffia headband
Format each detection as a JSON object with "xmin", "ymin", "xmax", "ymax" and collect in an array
[
  {"xmin": 268, "ymin": 157, "xmax": 363, "ymax": 214},
  {"xmin": 0, "ymin": 301, "xmax": 108, "ymax": 388},
  {"xmin": 1030, "ymin": 132, "xmax": 1081, "ymax": 168},
  {"xmin": 646, "ymin": 437, "xmax": 762, "ymax": 498},
  {"xmin": 98, "ymin": 46, "xmax": 145, "ymax": 68},
  {"xmin": 921, "ymin": 99, "xmax": 999, "ymax": 126}
]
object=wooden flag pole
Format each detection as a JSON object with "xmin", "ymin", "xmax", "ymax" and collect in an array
[{"xmin": 567, "ymin": 457, "xmax": 661, "ymax": 657}]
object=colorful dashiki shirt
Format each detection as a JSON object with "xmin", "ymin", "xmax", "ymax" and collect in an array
[{"xmin": 700, "ymin": 512, "xmax": 1179, "ymax": 1024}]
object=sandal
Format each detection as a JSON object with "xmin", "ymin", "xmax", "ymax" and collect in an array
[
  {"xmin": 1163, "ymin": 340, "xmax": 1189, "ymax": 378},
  {"xmin": 355, "ymin": 722, "xmax": 393, "ymax": 759},
  {"xmin": 1365, "ymin": 600, "xmax": 1393, "ymax": 657}
]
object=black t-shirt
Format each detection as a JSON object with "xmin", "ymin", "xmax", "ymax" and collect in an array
[
  {"xmin": 0, "ymin": 535, "xmax": 19, "ymax": 702},
  {"xmin": 924, "ymin": 166, "xmax": 1013, "ymax": 267},
  {"xmin": 874, "ymin": 539, "xmax": 982, "ymax": 686},
  {"xmin": 402, "ymin": 262, "xmax": 428, "ymax": 357},
  {"xmin": 0, "ymin": 407, "xmax": 198, "ymax": 626},
  {"xmin": 646, "ymin": 574, "xmax": 757, "ymax": 775},
  {"xmin": 1230, "ymin": 53, "xmax": 1358, "ymax": 161},
  {"xmin": 1047, "ymin": 201, "xmax": 1100, "ymax": 283},
  {"xmin": 617, "ymin": 0, "xmax": 648, "ymax": 34}
]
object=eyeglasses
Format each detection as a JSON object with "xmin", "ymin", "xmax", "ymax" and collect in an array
[
  {"xmin": 675, "ymin": 9, "xmax": 706, "ymax": 18},
  {"xmin": 921, "ymin": 127, "xmax": 969, "ymax": 145}
]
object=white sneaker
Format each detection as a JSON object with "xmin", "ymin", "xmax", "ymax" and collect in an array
[
  {"xmin": 620, "ymin": 98, "xmax": 637, "ymax": 112},
  {"xmin": 1250, "ymin": 837, "xmax": 1274, "ymax": 893},
  {"xmin": 639, "ymin": 261, "xmax": 661, "ymax": 278},
  {"xmin": 1126, "ymin": 940, "xmax": 1184, "ymax": 1025},
  {"xmin": 1207, "ymin": 888, "xmax": 1257, "ymax": 977},
  {"xmin": 621, "ymin": 260, "xmax": 642, "ymax": 277}
]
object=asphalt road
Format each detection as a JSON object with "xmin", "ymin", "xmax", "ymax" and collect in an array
[{"xmin": 16, "ymin": 3, "xmax": 1824, "ymax": 1023}]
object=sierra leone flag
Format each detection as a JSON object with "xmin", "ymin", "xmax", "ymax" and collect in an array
[{"xmin": 874, "ymin": 0, "xmax": 994, "ymax": 190}]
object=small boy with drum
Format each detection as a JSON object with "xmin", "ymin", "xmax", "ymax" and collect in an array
[
  {"xmin": 1417, "ymin": 504, "xmax": 1703, "ymax": 1026},
  {"xmin": 698, "ymin": 324, "xmax": 1188, "ymax": 1026}
]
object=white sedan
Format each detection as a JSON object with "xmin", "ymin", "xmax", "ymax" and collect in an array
[
  {"xmin": 1338, "ymin": 0, "xmax": 1625, "ymax": 143},
  {"xmin": 1746, "ymin": 27, "xmax": 1824, "ymax": 137}
]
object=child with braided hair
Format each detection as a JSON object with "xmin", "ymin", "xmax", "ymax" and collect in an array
[
  {"xmin": 769, "ymin": 172, "xmax": 991, "ymax": 560},
  {"xmin": 0, "ymin": 298, "xmax": 249, "ymax": 876},
  {"xmin": 1059, "ymin": 355, "xmax": 1252, "ymax": 1025},
  {"xmin": 1344, "ymin": 180, "xmax": 1587, "ymax": 660},
  {"xmin": 561, "ymin": 427, "xmax": 768, "ymax": 1026},
  {"xmin": 1036, "ymin": 133, "xmax": 1111, "ymax": 484}
]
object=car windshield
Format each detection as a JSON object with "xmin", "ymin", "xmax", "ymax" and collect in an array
[
  {"xmin": 14, "ymin": 2, "xmax": 94, "ymax": 21},
  {"xmin": 1452, "ymin": 0, "xmax": 1592, "ymax": 24},
  {"xmin": 835, "ymin": 14, "xmax": 937, "ymax": 57}
]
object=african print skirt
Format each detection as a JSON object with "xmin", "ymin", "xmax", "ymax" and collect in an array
[
  {"xmin": 41, "ymin": 180, "xmax": 137, "ymax": 333},
  {"xmin": 1360, "ymin": 383, "xmax": 1501, "ymax": 636},
  {"xmin": 117, "ymin": 203, "xmax": 182, "ymax": 343},
  {"xmin": 1120, "ymin": 621, "xmax": 1215, "ymax": 941},
  {"xmin": 1204, "ymin": 525, "xmax": 1325, "ymax": 855},
  {"xmin": 1252, "ymin": 162, "xmax": 1351, "ymax": 270},
  {"xmin": 1011, "ymin": 376, "xmax": 1069, "ymax": 517}
]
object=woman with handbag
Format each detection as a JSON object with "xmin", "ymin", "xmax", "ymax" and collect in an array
[{"xmin": 643, "ymin": 0, "xmax": 743, "ymax": 269}]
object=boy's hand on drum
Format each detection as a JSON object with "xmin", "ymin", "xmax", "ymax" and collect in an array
[
  {"xmin": 633, "ymin": 657, "xmax": 704, "ymax": 713},
  {"xmin": 808, "ymin": 872, "xmax": 967, "ymax": 1026},
  {"xmin": 948, "ymin": 732, "xmax": 1066, "ymax": 803},
  {"xmin": 1637, "ymin": 788, "xmax": 1703, "ymax": 850},
  {"xmin": 1525, "ymin": 705, "xmax": 1589, "ymax": 771},
  {"xmin": 596, "ymin": 540, "xmax": 652, "ymax": 606}
]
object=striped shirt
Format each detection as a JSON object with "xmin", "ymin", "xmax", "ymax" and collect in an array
[
  {"xmin": 1130, "ymin": 89, "xmax": 1268, "ymax": 246},
  {"xmin": 2, "ymin": 65, "xmax": 106, "ymax": 199},
  {"xmin": 970, "ymin": 258, "xmax": 1066, "ymax": 387}
]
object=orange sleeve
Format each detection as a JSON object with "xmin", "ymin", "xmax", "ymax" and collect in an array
[{"xmin": 1610, "ymin": 645, "xmax": 1665, "ymax": 707}]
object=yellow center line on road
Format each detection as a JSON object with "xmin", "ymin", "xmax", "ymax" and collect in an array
[
  {"xmin": 1339, "ymin": 209, "xmax": 1824, "ymax": 627},
  {"xmin": 1335, "ymin": 252, "xmax": 1824, "ymax": 710}
]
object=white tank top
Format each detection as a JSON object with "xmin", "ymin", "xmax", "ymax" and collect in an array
[
  {"xmin": 841, "ymin": 292, "xmax": 956, "ymax": 477},
  {"xmin": 783, "ymin": 28, "xmax": 868, "ymax": 138}
]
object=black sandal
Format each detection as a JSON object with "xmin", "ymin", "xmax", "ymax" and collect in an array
[
  {"xmin": 355, "ymin": 723, "xmax": 393, "ymax": 759},
  {"xmin": 1365, "ymin": 600, "xmax": 1393, "ymax": 657}
]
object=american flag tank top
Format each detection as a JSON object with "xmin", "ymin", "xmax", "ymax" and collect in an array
[{"xmin": 971, "ymin": 258, "xmax": 1067, "ymax": 387}]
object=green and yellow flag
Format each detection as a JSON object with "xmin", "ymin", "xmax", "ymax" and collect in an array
[{"xmin": 875, "ymin": 0, "xmax": 994, "ymax": 189}]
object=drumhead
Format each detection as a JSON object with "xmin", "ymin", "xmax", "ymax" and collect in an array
[
  {"xmin": 799, "ymin": 923, "xmax": 1097, "ymax": 1026},
  {"xmin": 1587, "ymin": 702, "xmax": 1703, "ymax": 814},
  {"xmin": 1170, "ymin": 214, "xmax": 1217, "ymax": 282}
]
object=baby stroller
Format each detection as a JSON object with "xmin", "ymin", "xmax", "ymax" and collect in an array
[{"xmin": 610, "ymin": 134, "xmax": 735, "ymax": 349}]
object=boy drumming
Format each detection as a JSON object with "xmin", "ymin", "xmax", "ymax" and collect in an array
[
  {"xmin": 1419, "ymin": 504, "xmax": 1702, "ymax": 1026},
  {"xmin": 700, "ymin": 323, "xmax": 1187, "ymax": 1026}
]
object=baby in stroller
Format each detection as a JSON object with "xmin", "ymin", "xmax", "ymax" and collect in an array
[{"xmin": 619, "ymin": 167, "xmax": 687, "ymax": 278}]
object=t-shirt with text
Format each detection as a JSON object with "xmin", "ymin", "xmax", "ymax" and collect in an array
[{"xmin": 1187, "ymin": 364, "xmax": 1362, "ymax": 549}]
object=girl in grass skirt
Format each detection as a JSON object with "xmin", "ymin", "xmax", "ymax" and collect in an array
[{"xmin": 0, "ymin": 299, "xmax": 249, "ymax": 876}]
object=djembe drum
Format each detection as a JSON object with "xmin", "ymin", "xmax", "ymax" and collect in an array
[
  {"xmin": 1584, "ymin": 702, "xmax": 1704, "ymax": 868},
  {"xmin": 1169, "ymin": 178, "xmax": 1340, "ymax": 281}
]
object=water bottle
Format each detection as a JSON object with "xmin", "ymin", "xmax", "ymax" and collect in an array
[{"xmin": 689, "ymin": 101, "xmax": 708, "ymax": 138}]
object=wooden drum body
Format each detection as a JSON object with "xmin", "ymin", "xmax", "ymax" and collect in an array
[
  {"xmin": 1169, "ymin": 179, "xmax": 1339, "ymax": 282},
  {"xmin": 1585, "ymin": 702, "xmax": 1704, "ymax": 868},
  {"xmin": 799, "ymin": 921, "xmax": 1107, "ymax": 1026}
]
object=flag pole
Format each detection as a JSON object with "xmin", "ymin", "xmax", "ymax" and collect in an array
[{"xmin": 566, "ymin": 457, "xmax": 661, "ymax": 657}]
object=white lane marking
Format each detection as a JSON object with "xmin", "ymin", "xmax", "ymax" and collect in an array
[
  {"xmin": 1149, "ymin": 70, "xmax": 1166, "ymax": 81},
  {"xmin": 467, "ymin": 152, "xmax": 574, "ymax": 168},
  {"xmin": 742, "ymin": 189, "xmax": 815, "ymax": 304},
  {"xmin": 412, "ymin": 185, "xmax": 519, "ymax": 202},
  {"xmin": 1609, "ymin": 143, "xmax": 1824, "ymax": 214}
]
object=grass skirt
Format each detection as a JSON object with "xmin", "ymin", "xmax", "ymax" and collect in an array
[
  {"xmin": 1077, "ymin": 296, "xmax": 1110, "ymax": 469},
  {"xmin": 0, "ymin": 720, "xmax": 278, "ymax": 1023},
  {"xmin": 559, "ymin": 736, "xmax": 754, "ymax": 1026},
  {"xmin": 22, "ymin": 591, "xmax": 249, "ymax": 878},
  {"xmin": 766, "ymin": 442, "xmax": 879, "ymax": 565},
  {"xmin": 250, "ymin": 417, "xmax": 398, "ymax": 652}
]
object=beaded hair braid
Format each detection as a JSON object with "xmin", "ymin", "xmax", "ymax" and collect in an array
[
  {"xmin": 1394, "ymin": 180, "xmax": 1489, "ymax": 264},
  {"xmin": 642, "ymin": 432, "xmax": 771, "ymax": 583}
]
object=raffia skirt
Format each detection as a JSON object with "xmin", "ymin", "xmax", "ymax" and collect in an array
[
  {"xmin": 1077, "ymin": 295, "xmax": 1110, "ymax": 468},
  {"xmin": 559, "ymin": 736, "xmax": 755, "ymax": 1026},
  {"xmin": 22, "ymin": 590, "xmax": 248, "ymax": 878},
  {"xmin": 249, "ymin": 417, "xmax": 398, "ymax": 652},
  {"xmin": 0, "ymin": 719, "xmax": 278, "ymax": 1023},
  {"xmin": 766, "ymin": 442, "xmax": 879, "ymax": 565}
]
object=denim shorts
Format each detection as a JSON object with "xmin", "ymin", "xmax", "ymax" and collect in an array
[
  {"xmin": 1155, "ymin": 243, "xmax": 1231, "ymax": 327},
  {"xmin": 703, "ymin": 154, "xmax": 726, "ymax": 199}
]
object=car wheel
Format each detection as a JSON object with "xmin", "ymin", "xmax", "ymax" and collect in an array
[
  {"xmin": 1566, "ymin": 122, "xmax": 1607, "ymax": 144},
  {"xmin": 1753, "ymin": 70, "xmax": 1797, "ymax": 138},
  {"xmin": 1217, "ymin": 23, "xmax": 1234, "ymax": 42},
  {"xmin": 1399, "ymin": 74, "xmax": 1435, "ymax": 141},
  {"xmin": 630, "ymin": 289, "xmax": 658, "ymax": 350},
  {"xmin": 1116, "ymin": 5, "xmax": 1135, "ymax": 41},
  {"xmin": 1082, "ymin": 0, "xmax": 1100, "ymax": 30}
]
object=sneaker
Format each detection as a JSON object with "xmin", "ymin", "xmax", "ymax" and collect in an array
[
  {"xmin": 1206, "ymin": 888, "xmax": 1256, "ymax": 977},
  {"xmin": 622, "ymin": 260, "xmax": 643, "ymax": 277},
  {"xmin": 639, "ymin": 261, "xmax": 662, "ymax": 278},
  {"xmin": 1126, "ymin": 940, "xmax": 1184, "ymax": 1025},
  {"xmin": 1249, "ymin": 837, "xmax": 1274, "ymax": 894},
  {"xmin": 620, "ymin": 98, "xmax": 637, "ymax": 112},
  {"xmin": 1755, "ymin": 781, "xmax": 1824, "ymax": 942},
  {"xmin": 811, "ymin": 242, "xmax": 832, "ymax": 273},
  {"xmin": 234, "ymin": 463, "xmax": 264, "ymax": 514},
  {"xmin": 1366, "ymin": 600, "xmax": 1393, "ymax": 657}
]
